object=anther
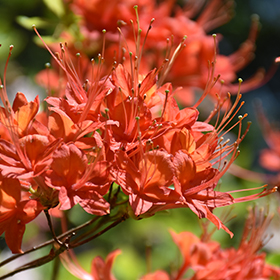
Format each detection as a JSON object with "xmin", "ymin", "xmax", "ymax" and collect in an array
[
  {"xmin": 117, "ymin": 20, "xmax": 127, "ymax": 27},
  {"xmin": 146, "ymin": 139, "xmax": 152, "ymax": 144}
]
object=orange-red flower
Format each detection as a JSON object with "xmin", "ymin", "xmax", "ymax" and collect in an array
[
  {"xmin": 0, "ymin": 11, "xmax": 275, "ymax": 259},
  {"xmin": 44, "ymin": 143, "xmax": 111, "ymax": 215},
  {"xmin": 0, "ymin": 176, "xmax": 44, "ymax": 253},
  {"xmin": 62, "ymin": 0, "xmax": 264, "ymax": 107},
  {"xmin": 115, "ymin": 149, "xmax": 180, "ymax": 216},
  {"xmin": 141, "ymin": 208, "xmax": 280, "ymax": 280},
  {"xmin": 258, "ymin": 107, "xmax": 280, "ymax": 174},
  {"xmin": 33, "ymin": 21, "xmax": 275, "ymax": 236}
]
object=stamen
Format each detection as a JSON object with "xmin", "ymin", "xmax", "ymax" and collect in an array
[
  {"xmin": 193, "ymin": 34, "xmax": 217, "ymax": 108},
  {"xmin": 158, "ymin": 35, "xmax": 187, "ymax": 86},
  {"xmin": 76, "ymin": 52, "xmax": 81, "ymax": 81},
  {"xmin": 138, "ymin": 18, "xmax": 154, "ymax": 69},
  {"xmin": 102, "ymin": 29, "xmax": 106, "ymax": 59}
]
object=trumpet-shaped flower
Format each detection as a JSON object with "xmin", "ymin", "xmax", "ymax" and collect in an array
[
  {"xmin": 0, "ymin": 176, "xmax": 44, "ymax": 253},
  {"xmin": 44, "ymin": 143, "xmax": 111, "ymax": 215}
]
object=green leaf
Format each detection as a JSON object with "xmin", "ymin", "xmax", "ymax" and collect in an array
[
  {"xmin": 43, "ymin": 0, "xmax": 65, "ymax": 17},
  {"xmin": 33, "ymin": 35, "xmax": 63, "ymax": 46},
  {"xmin": 16, "ymin": 16, "xmax": 50, "ymax": 29},
  {"xmin": 266, "ymin": 253, "xmax": 280, "ymax": 266}
]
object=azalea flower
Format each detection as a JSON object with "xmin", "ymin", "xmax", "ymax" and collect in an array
[
  {"xmin": 31, "ymin": 16, "xmax": 276, "ymax": 238},
  {"xmin": 229, "ymin": 100, "xmax": 280, "ymax": 187},
  {"xmin": 141, "ymin": 208, "xmax": 280, "ymax": 280},
  {"xmin": 44, "ymin": 143, "xmax": 111, "ymax": 215},
  {"xmin": 0, "ymin": 4, "xmax": 276, "ymax": 267},
  {"xmin": 0, "ymin": 176, "xmax": 44, "ymax": 253},
  {"xmin": 257, "ymin": 104, "xmax": 280, "ymax": 178}
]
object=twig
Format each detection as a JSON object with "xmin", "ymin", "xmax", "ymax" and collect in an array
[
  {"xmin": 0, "ymin": 214, "xmax": 127, "ymax": 279},
  {"xmin": 71, "ymin": 214, "xmax": 128, "ymax": 248},
  {"xmin": 44, "ymin": 209, "xmax": 66, "ymax": 248},
  {"xmin": 0, "ymin": 216, "xmax": 100, "ymax": 268},
  {"xmin": 0, "ymin": 246, "xmax": 67, "ymax": 280}
]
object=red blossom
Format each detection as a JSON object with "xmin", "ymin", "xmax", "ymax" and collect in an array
[
  {"xmin": 0, "ymin": 176, "xmax": 44, "ymax": 253},
  {"xmin": 115, "ymin": 149, "xmax": 180, "ymax": 216},
  {"xmin": 142, "ymin": 208, "xmax": 280, "ymax": 280},
  {"xmin": 0, "ymin": 4, "xmax": 275, "ymax": 260},
  {"xmin": 31, "ymin": 19, "xmax": 276, "ymax": 238},
  {"xmin": 65, "ymin": 0, "xmax": 265, "ymax": 107},
  {"xmin": 45, "ymin": 143, "xmax": 111, "ymax": 215}
]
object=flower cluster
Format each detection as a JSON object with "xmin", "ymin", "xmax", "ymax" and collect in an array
[
  {"xmin": 37, "ymin": 0, "xmax": 265, "ymax": 105},
  {"xmin": 0, "ymin": 1, "xmax": 279, "ymax": 279},
  {"xmin": 0, "ymin": 16, "xmax": 270, "ymax": 254}
]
